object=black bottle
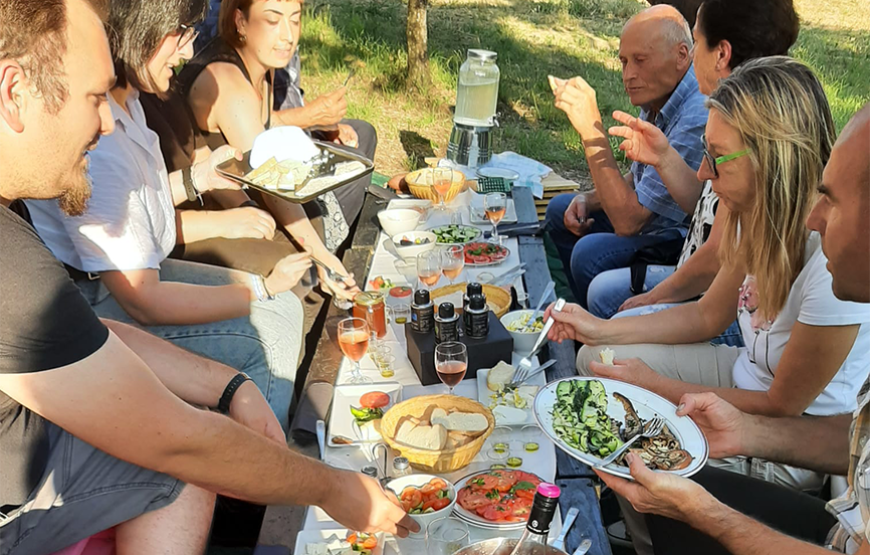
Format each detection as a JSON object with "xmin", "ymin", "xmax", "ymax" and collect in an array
[
  {"xmin": 463, "ymin": 282, "xmax": 484, "ymax": 330},
  {"xmin": 411, "ymin": 289, "xmax": 434, "ymax": 333},
  {"xmin": 434, "ymin": 302, "xmax": 460, "ymax": 344},
  {"xmin": 466, "ymin": 294, "xmax": 489, "ymax": 339}
]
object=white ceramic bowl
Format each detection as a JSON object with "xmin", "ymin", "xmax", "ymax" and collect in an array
[
  {"xmin": 500, "ymin": 310, "xmax": 544, "ymax": 354},
  {"xmin": 378, "ymin": 209, "xmax": 422, "ymax": 237},
  {"xmin": 391, "ymin": 231, "xmax": 437, "ymax": 262},
  {"xmin": 385, "ymin": 474, "xmax": 456, "ymax": 538}
]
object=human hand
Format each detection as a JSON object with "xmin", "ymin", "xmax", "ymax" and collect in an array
[
  {"xmin": 193, "ymin": 146, "xmax": 244, "ymax": 192},
  {"xmin": 595, "ymin": 451, "xmax": 709, "ymax": 522},
  {"xmin": 387, "ymin": 172, "xmax": 410, "ymax": 193},
  {"xmin": 608, "ymin": 110, "xmax": 671, "ymax": 168},
  {"xmin": 588, "ymin": 357, "xmax": 662, "ymax": 390},
  {"xmin": 229, "ymin": 379, "xmax": 286, "ymax": 446},
  {"xmin": 320, "ymin": 470, "xmax": 420, "ymax": 537},
  {"xmin": 316, "ymin": 251, "xmax": 359, "ymax": 301},
  {"xmin": 265, "ymin": 253, "xmax": 313, "ymax": 295},
  {"xmin": 543, "ymin": 301, "xmax": 605, "ymax": 345},
  {"xmin": 618, "ymin": 290, "xmax": 659, "ymax": 313},
  {"xmin": 308, "ymin": 87, "xmax": 348, "ymax": 127},
  {"xmin": 549, "ymin": 75, "xmax": 602, "ymax": 139},
  {"xmin": 563, "ymin": 194, "xmax": 595, "ymax": 236},
  {"xmin": 336, "ymin": 123, "xmax": 358, "ymax": 148},
  {"xmin": 219, "ymin": 207, "xmax": 277, "ymax": 240},
  {"xmin": 676, "ymin": 392, "xmax": 749, "ymax": 459}
]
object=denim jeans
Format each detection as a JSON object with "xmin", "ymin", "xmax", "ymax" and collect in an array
[
  {"xmin": 76, "ymin": 259, "xmax": 303, "ymax": 431},
  {"xmin": 545, "ymin": 193, "xmax": 685, "ymax": 308},
  {"xmin": 587, "ymin": 265, "xmax": 675, "ymax": 318},
  {"xmin": 615, "ymin": 303, "xmax": 744, "ymax": 347}
]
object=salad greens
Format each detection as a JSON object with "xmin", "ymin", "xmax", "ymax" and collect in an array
[
  {"xmin": 552, "ymin": 380, "xmax": 623, "ymax": 457},
  {"xmin": 430, "ymin": 224, "xmax": 480, "ymax": 244}
]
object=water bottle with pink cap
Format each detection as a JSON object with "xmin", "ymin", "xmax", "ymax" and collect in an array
[{"xmin": 508, "ymin": 482, "xmax": 561, "ymax": 555}]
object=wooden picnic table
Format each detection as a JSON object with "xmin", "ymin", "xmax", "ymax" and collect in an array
[{"xmin": 266, "ymin": 182, "xmax": 610, "ymax": 555}]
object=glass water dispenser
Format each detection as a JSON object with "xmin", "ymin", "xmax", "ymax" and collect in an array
[{"xmin": 447, "ymin": 49, "xmax": 500, "ymax": 168}]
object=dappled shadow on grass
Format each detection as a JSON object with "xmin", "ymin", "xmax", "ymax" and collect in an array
[
  {"xmin": 304, "ymin": 0, "xmax": 635, "ymax": 174},
  {"xmin": 400, "ymin": 130, "xmax": 438, "ymax": 170}
]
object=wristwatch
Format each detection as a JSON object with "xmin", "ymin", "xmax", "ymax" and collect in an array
[
  {"xmin": 182, "ymin": 166, "xmax": 202, "ymax": 204},
  {"xmin": 218, "ymin": 373, "xmax": 252, "ymax": 414}
]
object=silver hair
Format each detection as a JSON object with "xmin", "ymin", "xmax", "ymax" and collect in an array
[{"xmin": 661, "ymin": 14, "xmax": 693, "ymax": 49}]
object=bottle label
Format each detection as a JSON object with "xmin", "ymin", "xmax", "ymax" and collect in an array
[
  {"xmin": 435, "ymin": 320, "xmax": 460, "ymax": 344},
  {"xmin": 526, "ymin": 499, "xmax": 557, "ymax": 535},
  {"xmin": 412, "ymin": 305, "xmax": 434, "ymax": 333},
  {"xmin": 467, "ymin": 310, "xmax": 489, "ymax": 339}
]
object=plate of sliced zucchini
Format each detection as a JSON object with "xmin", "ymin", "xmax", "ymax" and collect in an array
[
  {"xmin": 533, "ymin": 377, "xmax": 708, "ymax": 479},
  {"xmin": 427, "ymin": 224, "xmax": 482, "ymax": 245}
]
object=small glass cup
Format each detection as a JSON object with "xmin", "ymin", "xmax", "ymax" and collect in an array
[
  {"xmin": 375, "ymin": 354, "xmax": 396, "ymax": 379},
  {"xmin": 426, "ymin": 517, "xmax": 469, "ymax": 555},
  {"xmin": 393, "ymin": 303, "xmax": 411, "ymax": 325},
  {"xmin": 486, "ymin": 426, "xmax": 512, "ymax": 460},
  {"xmin": 521, "ymin": 424, "xmax": 541, "ymax": 453}
]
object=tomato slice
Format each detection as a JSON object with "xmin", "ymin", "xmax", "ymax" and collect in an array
[
  {"xmin": 359, "ymin": 391, "xmax": 390, "ymax": 409},
  {"xmin": 481, "ymin": 504, "xmax": 504, "ymax": 522},
  {"xmin": 422, "ymin": 497, "xmax": 451, "ymax": 512},
  {"xmin": 511, "ymin": 497, "xmax": 532, "ymax": 519},
  {"xmin": 457, "ymin": 489, "xmax": 490, "ymax": 511}
]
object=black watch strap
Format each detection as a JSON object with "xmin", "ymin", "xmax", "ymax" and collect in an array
[
  {"xmin": 217, "ymin": 373, "xmax": 251, "ymax": 414},
  {"xmin": 182, "ymin": 166, "xmax": 199, "ymax": 203},
  {"xmin": 239, "ymin": 200, "xmax": 260, "ymax": 209}
]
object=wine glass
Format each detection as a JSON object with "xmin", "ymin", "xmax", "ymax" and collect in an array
[
  {"xmin": 484, "ymin": 192, "xmax": 507, "ymax": 244},
  {"xmin": 338, "ymin": 317, "xmax": 371, "ymax": 384},
  {"xmin": 430, "ymin": 168, "xmax": 453, "ymax": 211},
  {"xmin": 426, "ymin": 517, "xmax": 469, "ymax": 555},
  {"xmin": 417, "ymin": 251, "xmax": 442, "ymax": 290},
  {"xmin": 434, "ymin": 342, "xmax": 467, "ymax": 395},
  {"xmin": 441, "ymin": 245, "xmax": 464, "ymax": 285}
]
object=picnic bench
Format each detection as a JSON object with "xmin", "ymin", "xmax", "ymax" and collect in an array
[{"xmin": 259, "ymin": 177, "xmax": 611, "ymax": 555}]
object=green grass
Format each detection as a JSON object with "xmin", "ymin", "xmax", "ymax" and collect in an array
[{"xmin": 299, "ymin": 0, "xmax": 870, "ymax": 177}]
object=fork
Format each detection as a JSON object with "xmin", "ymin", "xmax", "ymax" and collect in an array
[
  {"xmin": 551, "ymin": 506, "xmax": 579, "ymax": 552},
  {"xmin": 517, "ymin": 298, "xmax": 566, "ymax": 374},
  {"xmin": 506, "ymin": 359, "xmax": 555, "ymax": 391},
  {"xmin": 595, "ymin": 415, "xmax": 666, "ymax": 469},
  {"xmin": 311, "ymin": 256, "xmax": 350, "ymax": 283}
]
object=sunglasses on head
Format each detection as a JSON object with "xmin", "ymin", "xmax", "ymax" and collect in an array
[{"xmin": 176, "ymin": 23, "xmax": 199, "ymax": 51}]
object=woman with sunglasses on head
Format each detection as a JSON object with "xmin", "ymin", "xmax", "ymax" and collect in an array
[
  {"xmin": 546, "ymin": 57, "xmax": 870, "ymax": 492},
  {"xmin": 585, "ymin": 0, "xmax": 801, "ymax": 328},
  {"xmin": 175, "ymin": 0, "xmax": 361, "ymax": 304},
  {"xmin": 27, "ymin": 0, "xmax": 310, "ymax": 430}
]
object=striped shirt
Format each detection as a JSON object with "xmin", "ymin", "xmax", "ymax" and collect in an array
[
  {"xmin": 632, "ymin": 65, "xmax": 708, "ymax": 234},
  {"xmin": 826, "ymin": 376, "xmax": 870, "ymax": 552}
]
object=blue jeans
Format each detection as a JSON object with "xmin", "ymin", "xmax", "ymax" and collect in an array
[
  {"xmin": 545, "ymin": 193, "xmax": 685, "ymax": 308},
  {"xmin": 76, "ymin": 259, "xmax": 304, "ymax": 430},
  {"xmin": 616, "ymin": 303, "xmax": 744, "ymax": 347},
  {"xmin": 587, "ymin": 265, "xmax": 675, "ymax": 319}
]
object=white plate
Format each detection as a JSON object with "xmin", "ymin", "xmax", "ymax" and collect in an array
[
  {"xmin": 476, "ymin": 368, "xmax": 546, "ymax": 426},
  {"xmin": 452, "ymin": 469, "xmax": 546, "ymax": 531},
  {"xmin": 387, "ymin": 198, "xmax": 433, "ymax": 218},
  {"xmin": 469, "ymin": 199, "xmax": 518, "ymax": 225},
  {"xmin": 328, "ymin": 383, "xmax": 402, "ymax": 447},
  {"xmin": 294, "ymin": 529, "xmax": 384, "ymax": 555},
  {"xmin": 477, "ymin": 167, "xmax": 520, "ymax": 181},
  {"xmin": 533, "ymin": 377, "xmax": 709, "ymax": 479}
]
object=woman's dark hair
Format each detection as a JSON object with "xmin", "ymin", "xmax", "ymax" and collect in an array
[
  {"xmin": 697, "ymin": 0, "xmax": 800, "ymax": 70},
  {"xmin": 108, "ymin": 0, "xmax": 208, "ymax": 94}
]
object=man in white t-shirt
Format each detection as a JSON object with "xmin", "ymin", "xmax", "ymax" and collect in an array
[{"xmin": 598, "ymin": 104, "xmax": 870, "ymax": 555}]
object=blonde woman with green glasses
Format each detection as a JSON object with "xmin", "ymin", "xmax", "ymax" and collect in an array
[{"xmin": 545, "ymin": 57, "xmax": 870, "ymax": 493}]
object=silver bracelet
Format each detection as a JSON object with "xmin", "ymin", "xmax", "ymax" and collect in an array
[{"xmin": 250, "ymin": 274, "xmax": 275, "ymax": 302}]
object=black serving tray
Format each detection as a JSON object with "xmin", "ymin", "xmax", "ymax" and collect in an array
[{"xmin": 215, "ymin": 139, "xmax": 374, "ymax": 204}]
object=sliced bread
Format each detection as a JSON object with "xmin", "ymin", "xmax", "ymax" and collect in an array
[
  {"xmin": 396, "ymin": 422, "xmax": 448, "ymax": 450},
  {"xmin": 432, "ymin": 411, "xmax": 489, "ymax": 433}
]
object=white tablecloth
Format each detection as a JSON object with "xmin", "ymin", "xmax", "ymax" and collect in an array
[{"xmin": 301, "ymin": 189, "xmax": 560, "ymax": 552}]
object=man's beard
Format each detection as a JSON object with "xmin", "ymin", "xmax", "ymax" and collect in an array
[{"xmin": 57, "ymin": 162, "xmax": 93, "ymax": 217}]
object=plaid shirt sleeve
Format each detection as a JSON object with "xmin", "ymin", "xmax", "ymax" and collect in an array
[{"xmin": 634, "ymin": 71, "xmax": 708, "ymax": 226}]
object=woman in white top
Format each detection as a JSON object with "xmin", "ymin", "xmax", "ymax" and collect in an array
[
  {"xmin": 546, "ymin": 58, "xmax": 870, "ymax": 489},
  {"xmin": 27, "ymin": 0, "xmax": 309, "ymax": 430}
]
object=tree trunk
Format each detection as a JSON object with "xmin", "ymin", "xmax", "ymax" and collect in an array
[{"xmin": 406, "ymin": 0, "xmax": 430, "ymax": 88}]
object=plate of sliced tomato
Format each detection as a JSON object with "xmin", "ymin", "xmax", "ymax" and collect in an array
[
  {"xmin": 453, "ymin": 469, "xmax": 544, "ymax": 530},
  {"xmin": 463, "ymin": 242, "xmax": 510, "ymax": 267}
]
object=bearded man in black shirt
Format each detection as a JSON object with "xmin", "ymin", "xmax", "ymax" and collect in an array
[{"xmin": 0, "ymin": 1, "xmax": 416, "ymax": 553}]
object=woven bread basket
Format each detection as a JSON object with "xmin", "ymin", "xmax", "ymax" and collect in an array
[
  {"xmin": 430, "ymin": 283, "xmax": 512, "ymax": 318},
  {"xmin": 381, "ymin": 394, "xmax": 494, "ymax": 473},
  {"xmin": 406, "ymin": 168, "xmax": 466, "ymax": 203}
]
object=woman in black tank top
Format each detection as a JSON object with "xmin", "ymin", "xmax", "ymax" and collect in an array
[{"xmin": 179, "ymin": 0, "xmax": 359, "ymax": 303}]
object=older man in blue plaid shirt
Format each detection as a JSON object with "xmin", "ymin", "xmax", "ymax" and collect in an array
[{"xmin": 545, "ymin": 5, "xmax": 707, "ymax": 307}]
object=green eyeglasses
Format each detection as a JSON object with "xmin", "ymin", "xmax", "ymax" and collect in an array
[{"xmin": 702, "ymin": 134, "xmax": 750, "ymax": 177}]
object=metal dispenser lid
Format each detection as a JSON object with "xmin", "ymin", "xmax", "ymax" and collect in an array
[{"xmin": 467, "ymin": 49, "xmax": 497, "ymax": 62}]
